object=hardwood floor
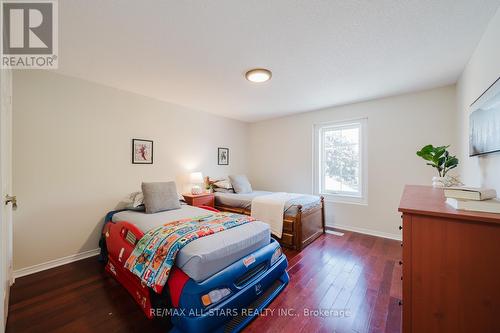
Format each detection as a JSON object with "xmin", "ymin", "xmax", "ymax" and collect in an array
[{"xmin": 6, "ymin": 231, "xmax": 401, "ymax": 333}]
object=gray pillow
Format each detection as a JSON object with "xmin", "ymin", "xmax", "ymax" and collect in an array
[
  {"xmin": 142, "ymin": 181, "xmax": 181, "ymax": 214},
  {"xmin": 228, "ymin": 175, "xmax": 253, "ymax": 194}
]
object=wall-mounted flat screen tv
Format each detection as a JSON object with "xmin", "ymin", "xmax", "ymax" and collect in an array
[{"xmin": 470, "ymin": 76, "xmax": 500, "ymax": 157}]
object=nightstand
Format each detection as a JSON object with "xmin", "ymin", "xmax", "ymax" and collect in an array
[{"xmin": 182, "ymin": 193, "xmax": 215, "ymax": 208}]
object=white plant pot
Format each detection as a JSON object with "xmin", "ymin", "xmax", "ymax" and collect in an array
[
  {"xmin": 432, "ymin": 176, "xmax": 446, "ymax": 188},
  {"xmin": 432, "ymin": 175, "xmax": 462, "ymax": 188}
]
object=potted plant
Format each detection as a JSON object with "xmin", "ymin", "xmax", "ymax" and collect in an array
[
  {"xmin": 416, "ymin": 145, "xmax": 460, "ymax": 187},
  {"xmin": 204, "ymin": 176, "xmax": 214, "ymax": 193}
]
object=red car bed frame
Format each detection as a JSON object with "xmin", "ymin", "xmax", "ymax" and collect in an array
[{"xmin": 99, "ymin": 206, "xmax": 289, "ymax": 333}]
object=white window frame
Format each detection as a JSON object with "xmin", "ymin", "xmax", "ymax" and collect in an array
[{"xmin": 313, "ymin": 118, "xmax": 368, "ymax": 205}]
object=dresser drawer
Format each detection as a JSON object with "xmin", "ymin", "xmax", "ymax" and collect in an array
[
  {"xmin": 183, "ymin": 193, "xmax": 215, "ymax": 208},
  {"xmin": 191, "ymin": 195, "xmax": 214, "ymax": 208}
]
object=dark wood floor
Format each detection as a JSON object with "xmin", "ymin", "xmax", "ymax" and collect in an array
[{"xmin": 6, "ymin": 231, "xmax": 401, "ymax": 333}]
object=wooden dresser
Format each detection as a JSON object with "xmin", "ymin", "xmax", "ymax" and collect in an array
[{"xmin": 398, "ymin": 185, "xmax": 500, "ymax": 333}]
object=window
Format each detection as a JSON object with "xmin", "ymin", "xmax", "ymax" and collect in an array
[{"xmin": 314, "ymin": 119, "xmax": 367, "ymax": 204}]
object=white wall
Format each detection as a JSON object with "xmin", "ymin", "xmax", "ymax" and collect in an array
[
  {"xmin": 249, "ymin": 86, "xmax": 457, "ymax": 239},
  {"xmin": 12, "ymin": 71, "xmax": 249, "ymax": 270},
  {"xmin": 457, "ymin": 7, "xmax": 500, "ymax": 191}
]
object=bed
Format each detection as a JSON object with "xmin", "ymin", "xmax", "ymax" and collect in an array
[
  {"xmin": 212, "ymin": 189, "xmax": 325, "ymax": 251},
  {"xmin": 100, "ymin": 204, "xmax": 289, "ymax": 333}
]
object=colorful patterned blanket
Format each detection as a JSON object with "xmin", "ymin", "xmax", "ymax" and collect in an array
[{"xmin": 124, "ymin": 212, "xmax": 255, "ymax": 293}]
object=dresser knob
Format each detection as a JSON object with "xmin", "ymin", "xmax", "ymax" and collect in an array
[
  {"xmin": 400, "ymin": 276, "xmax": 403, "ymax": 281},
  {"xmin": 399, "ymin": 261, "xmax": 403, "ymax": 265},
  {"xmin": 399, "ymin": 225, "xmax": 402, "ymax": 230},
  {"xmin": 400, "ymin": 242, "xmax": 403, "ymax": 247},
  {"xmin": 398, "ymin": 300, "xmax": 402, "ymax": 306}
]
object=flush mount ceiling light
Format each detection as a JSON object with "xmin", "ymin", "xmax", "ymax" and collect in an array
[{"xmin": 245, "ymin": 68, "xmax": 272, "ymax": 83}]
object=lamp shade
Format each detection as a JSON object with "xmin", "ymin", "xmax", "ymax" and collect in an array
[{"xmin": 190, "ymin": 172, "xmax": 204, "ymax": 184}]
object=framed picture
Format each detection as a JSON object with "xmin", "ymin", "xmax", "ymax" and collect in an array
[
  {"xmin": 469, "ymin": 76, "xmax": 500, "ymax": 157},
  {"xmin": 132, "ymin": 139, "xmax": 153, "ymax": 164},
  {"xmin": 218, "ymin": 147, "xmax": 229, "ymax": 165}
]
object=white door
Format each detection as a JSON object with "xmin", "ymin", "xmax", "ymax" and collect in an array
[{"xmin": 0, "ymin": 68, "xmax": 13, "ymax": 331}]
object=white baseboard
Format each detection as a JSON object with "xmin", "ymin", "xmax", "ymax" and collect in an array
[
  {"xmin": 326, "ymin": 224, "xmax": 402, "ymax": 241},
  {"xmin": 325, "ymin": 230, "xmax": 345, "ymax": 236},
  {"xmin": 13, "ymin": 248, "xmax": 100, "ymax": 279}
]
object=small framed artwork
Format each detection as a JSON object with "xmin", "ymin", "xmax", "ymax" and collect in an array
[
  {"xmin": 218, "ymin": 147, "xmax": 229, "ymax": 165},
  {"xmin": 132, "ymin": 139, "xmax": 153, "ymax": 164}
]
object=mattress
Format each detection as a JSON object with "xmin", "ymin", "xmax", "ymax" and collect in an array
[
  {"xmin": 214, "ymin": 191, "xmax": 321, "ymax": 217},
  {"xmin": 112, "ymin": 205, "xmax": 270, "ymax": 282}
]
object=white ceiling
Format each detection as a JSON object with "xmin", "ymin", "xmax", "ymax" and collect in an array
[{"xmin": 57, "ymin": 0, "xmax": 500, "ymax": 122}]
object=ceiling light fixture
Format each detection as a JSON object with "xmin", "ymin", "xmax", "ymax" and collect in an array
[{"xmin": 245, "ymin": 68, "xmax": 272, "ymax": 83}]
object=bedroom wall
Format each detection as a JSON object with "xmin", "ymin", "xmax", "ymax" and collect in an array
[
  {"xmin": 456, "ymin": 7, "xmax": 500, "ymax": 192},
  {"xmin": 248, "ymin": 86, "xmax": 457, "ymax": 239},
  {"xmin": 12, "ymin": 71, "xmax": 249, "ymax": 271}
]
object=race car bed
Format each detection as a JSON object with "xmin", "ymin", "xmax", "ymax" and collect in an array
[{"xmin": 100, "ymin": 204, "xmax": 288, "ymax": 333}]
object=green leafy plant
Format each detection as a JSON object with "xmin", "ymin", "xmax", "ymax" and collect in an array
[{"xmin": 416, "ymin": 145, "xmax": 459, "ymax": 177}]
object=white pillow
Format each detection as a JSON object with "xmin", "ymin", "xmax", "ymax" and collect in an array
[
  {"xmin": 213, "ymin": 179, "xmax": 233, "ymax": 190},
  {"xmin": 123, "ymin": 191, "xmax": 144, "ymax": 208},
  {"xmin": 213, "ymin": 188, "xmax": 234, "ymax": 193}
]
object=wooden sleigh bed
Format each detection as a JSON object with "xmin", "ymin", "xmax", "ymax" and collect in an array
[{"xmin": 214, "ymin": 196, "xmax": 325, "ymax": 251}]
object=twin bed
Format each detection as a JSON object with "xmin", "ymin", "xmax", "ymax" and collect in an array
[
  {"xmin": 101, "ymin": 203, "xmax": 289, "ymax": 333},
  {"xmin": 213, "ymin": 190, "xmax": 325, "ymax": 251},
  {"xmin": 112, "ymin": 206, "xmax": 271, "ymax": 282},
  {"xmin": 100, "ymin": 178, "xmax": 324, "ymax": 332}
]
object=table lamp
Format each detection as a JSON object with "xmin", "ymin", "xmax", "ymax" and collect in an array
[{"xmin": 190, "ymin": 172, "xmax": 204, "ymax": 194}]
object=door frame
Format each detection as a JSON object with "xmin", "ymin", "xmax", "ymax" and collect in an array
[{"xmin": 0, "ymin": 67, "xmax": 14, "ymax": 330}]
